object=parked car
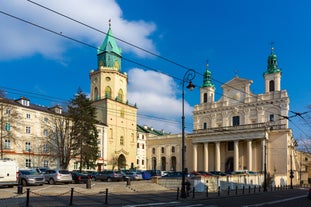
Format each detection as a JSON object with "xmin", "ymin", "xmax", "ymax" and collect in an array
[
  {"xmin": 94, "ymin": 170, "xmax": 124, "ymax": 182},
  {"xmin": 142, "ymin": 171, "xmax": 152, "ymax": 180},
  {"xmin": 125, "ymin": 171, "xmax": 143, "ymax": 181},
  {"xmin": 144, "ymin": 170, "xmax": 161, "ymax": 177},
  {"xmin": 71, "ymin": 171, "xmax": 90, "ymax": 184},
  {"xmin": 308, "ymin": 188, "xmax": 311, "ymax": 199},
  {"xmin": 18, "ymin": 169, "xmax": 45, "ymax": 186},
  {"xmin": 44, "ymin": 169, "xmax": 72, "ymax": 184}
]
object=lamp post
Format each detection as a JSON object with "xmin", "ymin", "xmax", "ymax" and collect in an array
[{"xmin": 180, "ymin": 69, "xmax": 196, "ymax": 198}]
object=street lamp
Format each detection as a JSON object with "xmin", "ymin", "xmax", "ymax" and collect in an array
[{"xmin": 181, "ymin": 69, "xmax": 196, "ymax": 198}]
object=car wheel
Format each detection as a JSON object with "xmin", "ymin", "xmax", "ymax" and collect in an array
[
  {"xmin": 49, "ymin": 178, "xmax": 55, "ymax": 185},
  {"xmin": 22, "ymin": 179, "xmax": 28, "ymax": 186},
  {"xmin": 107, "ymin": 177, "xmax": 112, "ymax": 182}
]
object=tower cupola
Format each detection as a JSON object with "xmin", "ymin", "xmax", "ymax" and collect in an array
[{"xmin": 97, "ymin": 20, "xmax": 122, "ymax": 71}]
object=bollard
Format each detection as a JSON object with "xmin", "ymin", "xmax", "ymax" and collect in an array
[
  {"xmin": 248, "ymin": 186, "xmax": 251, "ymax": 193},
  {"xmin": 259, "ymin": 185, "xmax": 261, "ymax": 192},
  {"xmin": 105, "ymin": 188, "xmax": 108, "ymax": 204},
  {"xmin": 177, "ymin": 187, "xmax": 179, "ymax": 200},
  {"xmin": 26, "ymin": 188, "xmax": 30, "ymax": 207},
  {"xmin": 69, "ymin": 188, "xmax": 74, "ymax": 206},
  {"xmin": 206, "ymin": 185, "xmax": 209, "ymax": 198},
  {"xmin": 235, "ymin": 186, "xmax": 238, "ymax": 195},
  {"xmin": 254, "ymin": 185, "xmax": 256, "ymax": 193},
  {"xmin": 126, "ymin": 177, "xmax": 131, "ymax": 186},
  {"xmin": 227, "ymin": 186, "xmax": 230, "ymax": 196},
  {"xmin": 242, "ymin": 185, "xmax": 245, "ymax": 194},
  {"xmin": 17, "ymin": 184, "xmax": 23, "ymax": 194},
  {"xmin": 218, "ymin": 186, "xmax": 220, "ymax": 197},
  {"xmin": 86, "ymin": 178, "xmax": 91, "ymax": 189}
]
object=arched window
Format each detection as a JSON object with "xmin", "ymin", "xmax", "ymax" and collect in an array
[
  {"xmin": 161, "ymin": 147, "xmax": 165, "ymax": 153},
  {"xmin": 152, "ymin": 148, "xmax": 155, "ymax": 154},
  {"xmin": 203, "ymin": 122, "xmax": 207, "ymax": 129},
  {"xmin": 269, "ymin": 80, "xmax": 275, "ymax": 92},
  {"xmin": 204, "ymin": 93, "xmax": 208, "ymax": 103},
  {"xmin": 171, "ymin": 146, "xmax": 175, "ymax": 153},
  {"xmin": 94, "ymin": 87, "xmax": 99, "ymax": 100},
  {"xmin": 118, "ymin": 89, "xmax": 124, "ymax": 102},
  {"xmin": 105, "ymin": 86, "xmax": 112, "ymax": 98}
]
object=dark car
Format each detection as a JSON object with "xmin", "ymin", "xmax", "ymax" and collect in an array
[
  {"xmin": 71, "ymin": 171, "xmax": 90, "ymax": 184},
  {"xmin": 308, "ymin": 188, "xmax": 311, "ymax": 199},
  {"xmin": 94, "ymin": 170, "xmax": 124, "ymax": 182}
]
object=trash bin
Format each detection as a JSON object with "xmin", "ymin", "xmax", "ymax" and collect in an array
[
  {"xmin": 17, "ymin": 184, "xmax": 23, "ymax": 194},
  {"xmin": 86, "ymin": 178, "xmax": 91, "ymax": 189},
  {"xmin": 126, "ymin": 177, "xmax": 131, "ymax": 186}
]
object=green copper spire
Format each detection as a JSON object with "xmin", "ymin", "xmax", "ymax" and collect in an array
[
  {"xmin": 97, "ymin": 19, "xmax": 122, "ymax": 71},
  {"xmin": 264, "ymin": 46, "xmax": 281, "ymax": 74},
  {"xmin": 201, "ymin": 63, "xmax": 215, "ymax": 88}
]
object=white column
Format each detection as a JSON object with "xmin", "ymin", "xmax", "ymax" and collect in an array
[
  {"xmin": 204, "ymin": 143, "xmax": 209, "ymax": 172},
  {"xmin": 215, "ymin": 142, "xmax": 220, "ymax": 171},
  {"xmin": 247, "ymin": 140, "xmax": 252, "ymax": 171},
  {"xmin": 234, "ymin": 140, "xmax": 239, "ymax": 171},
  {"xmin": 193, "ymin": 143, "xmax": 198, "ymax": 172}
]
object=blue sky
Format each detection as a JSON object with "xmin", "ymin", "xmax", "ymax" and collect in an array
[{"xmin": 0, "ymin": 0, "xmax": 310, "ymax": 147}]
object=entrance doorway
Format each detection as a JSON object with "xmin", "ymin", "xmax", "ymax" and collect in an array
[{"xmin": 118, "ymin": 154, "xmax": 126, "ymax": 169}]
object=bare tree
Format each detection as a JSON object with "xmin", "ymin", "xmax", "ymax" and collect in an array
[{"xmin": 44, "ymin": 115, "xmax": 73, "ymax": 169}]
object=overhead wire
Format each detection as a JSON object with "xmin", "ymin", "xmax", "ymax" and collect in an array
[{"xmin": 0, "ymin": 6, "xmax": 310, "ymax": 135}]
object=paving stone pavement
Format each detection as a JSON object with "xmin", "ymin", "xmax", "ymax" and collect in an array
[{"xmin": 0, "ymin": 180, "xmax": 305, "ymax": 207}]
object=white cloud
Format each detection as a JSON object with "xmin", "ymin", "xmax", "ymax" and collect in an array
[
  {"xmin": 128, "ymin": 68, "xmax": 194, "ymax": 134},
  {"xmin": 0, "ymin": 0, "xmax": 157, "ymax": 60}
]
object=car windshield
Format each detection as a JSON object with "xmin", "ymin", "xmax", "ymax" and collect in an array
[
  {"xmin": 59, "ymin": 170, "xmax": 70, "ymax": 174},
  {"xmin": 20, "ymin": 170, "xmax": 39, "ymax": 175}
]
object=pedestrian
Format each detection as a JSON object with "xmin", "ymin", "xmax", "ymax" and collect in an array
[{"xmin": 185, "ymin": 179, "xmax": 191, "ymax": 197}]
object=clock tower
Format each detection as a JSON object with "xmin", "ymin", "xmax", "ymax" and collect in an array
[{"xmin": 90, "ymin": 21, "xmax": 137, "ymax": 170}]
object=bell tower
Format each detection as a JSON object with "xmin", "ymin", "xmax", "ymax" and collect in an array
[
  {"xmin": 89, "ymin": 20, "xmax": 137, "ymax": 171},
  {"xmin": 264, "ymin": 46, "xmax": 282, "ymax": 93},
  {"xmin": 200, "ymin": 63, "xmax": 215, "ymax": 104}
]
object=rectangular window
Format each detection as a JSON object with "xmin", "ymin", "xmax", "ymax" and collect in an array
[
  {"xmin": 43, "ymin": 144, "xmax": 49, "ymax": 153},
  {"xmin": 26, "ymin": 126, "xmax": 31, "ymax": 134},
  {"xmin": 5, "ymin": 108, "xmax": 11, "ymax": 115},
  {"xmin": 26, "ymin": 113, "xmax": 31, "ymax": 119},
  {"xmin": 137, "ymin": 143, "xmax": 139, "ymax": 148},
  {"xmin": 5, "ymin": 123, "xmax": 10, "ymax": 131},
  {"xmin": 26, "ymin": 159, "xmax": 31, "ymax": 167},
  {"xmin": 269, "ymin": 114, "xmax": 274, "ymax": 122},
  {"xmin": 232, "ymin": 116, "xmax": 240, "ymax": 126},
  {"xmin": 4, "ymin": 139, "xmax": 10, "ymax": 149},
  {"xmin": 74, "ymin": 162, "xmax": 78, "ymax": 170},
  {"xmin": 44, "ymin": 117, "xmax": 49, "ymax": 123},
  {"xmin": 203, "ymin": 122, "xmax": 207, "ymax": 129},
  {"xmin": 43, "ymin": 129, "xmax": 48, "ymax": 137},
  {"xmin": 25, "ymin": 142, "xmax": 31, "ymax": 151},
  {"xmin": 97, "ymin": 151, "xmax": 101, "ymax": 157},
  {"xmin": 137, "ymin": 159, "xmax": 139, "ymax": 165},
  {"xmin": 43, "ymin": 160, "xmax": 49, "ymax": 168}
]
